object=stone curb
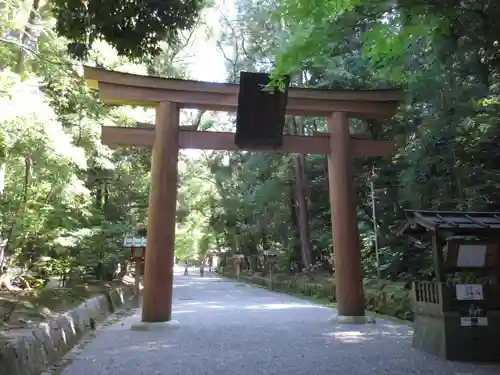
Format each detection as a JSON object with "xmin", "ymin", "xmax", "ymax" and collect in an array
[{"xmin": 0, "ymin": 286, "xmax": 134, "ymax": 375}]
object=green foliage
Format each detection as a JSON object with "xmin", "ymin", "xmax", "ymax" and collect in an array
[
  {"xmin": 2, "ymin": 0, "xmax": 500, "ymax": 304},
  {"xmin": 197, "ymin": 0, "xmax": 500, "ymax": 285},
  {"xmin": 224, "ymin": 270, "xmax": 413, "ymax": 321},
  {"xmin": 51, "ymin": 0, "xmax": 206, "ymax": 60},
  {"xmin": 0, "ymin": 0, "xmax": 196, "ymax": 286}
]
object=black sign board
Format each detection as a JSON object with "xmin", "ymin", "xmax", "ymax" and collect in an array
[{"xmin": 235, "ymin": 72, "xmax": 290, "ymax": 148}]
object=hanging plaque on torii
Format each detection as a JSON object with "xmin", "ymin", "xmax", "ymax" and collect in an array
[{"xmin": 235, "ymin": 72, "xmax": 290, "ymax": 148}]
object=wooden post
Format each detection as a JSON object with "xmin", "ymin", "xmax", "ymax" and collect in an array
[
  {"xmin": 142, "ymin": 102, "xmax": 179, "ymax": 323},
  {"xmin": 327, "ymin": 112, "xmax": 365, "ymax": 317},
  {"xmin": 134, "ymin": 259, "xmax": 141, "ymax": 307},
  {"xmin": 431, "ymin": 232, "xmax": 445, "ymax": 283},
  {"xmin": 269, "ymin": 264, "xmax": 273, "ymax": 290}
]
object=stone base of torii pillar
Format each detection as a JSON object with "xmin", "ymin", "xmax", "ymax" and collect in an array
[{"xmin": 129, "ymin": 317, "xmax": 181, "ymax": 332}]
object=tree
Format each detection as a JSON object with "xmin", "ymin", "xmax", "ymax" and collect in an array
[
  {"xmin": 200, "ymin": 0, "xmax": 500, "ymax": 283},
  {"xmin": 0, "ymin": 0, "xmax": 203, "ymax": 287},
  {"xmin": 269, "ymin": 1, "xmax": 500, "ymax": 83},
  {"xmin": 51, "ymin": 0, "xmax": 206, "ymax": 59},
  {"xmin": 3, "ymin": 0, "xmax": 500, "ymax": 296}
]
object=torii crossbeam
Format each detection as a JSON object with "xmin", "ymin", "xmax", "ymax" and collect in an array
[{"xmin": 84, "ymin": 66, "xmax": 404, "ymax": 324}]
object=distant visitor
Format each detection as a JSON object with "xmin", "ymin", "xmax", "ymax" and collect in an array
[{"xmin": 184, "ymin": 262, "xmax": 189, "ymax": 276}]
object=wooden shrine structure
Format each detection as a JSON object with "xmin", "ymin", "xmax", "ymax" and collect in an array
[
  {"xmin": 399, "ymin": 210, "xmax": 500, "ymax": 362},
  {"xmin": 83, "ymin": 66, "xmax": 404, "ymax": 323}
]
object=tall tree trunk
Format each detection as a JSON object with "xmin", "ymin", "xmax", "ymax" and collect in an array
[
  {"xmin": 0, "ymin": 159, "xmax": 5, "ymax": 270},
  {"xmin": 288, "ymin": 183, "xmax": 301, "ymax": 268},
  {"xmin": 233, "ymin": 229, "xmax": 240, "ymax": 253},
  {"xmin": 23, "ymin": 155, "xmax": 32, "ymax": 203},
  {"xmin": 294, "ymin": 155, "xmax": 313, "ymax": 269},
  {"xmin": 0, "ymin": 160, "xmax": 5, "ymax": 197},
  {"xmin": 15, "ymin": 0, "xmax": 41, "ymax": 74},
  {"xmin": 1, "ymin": 154, "xmax": 32, "ymax": 268},
  {"xmin": 291, "ymin": 117, "xmax": 313, "ymax": 269}
]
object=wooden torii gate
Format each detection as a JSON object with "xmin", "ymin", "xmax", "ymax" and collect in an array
[{"xmin": 84, "ymin": 66, "xmax": 403, "ymax": 324}]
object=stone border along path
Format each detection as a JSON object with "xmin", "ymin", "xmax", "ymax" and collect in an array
[
  {"xmin": 48, "ymin": 271, "xmax": 500, "ymax": 375},
  {"xmin": 0, "ymin": 286, "xmax": 134, "ymax": 375}
]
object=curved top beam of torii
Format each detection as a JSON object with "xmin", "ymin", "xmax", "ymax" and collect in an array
[
  {"xmin": 83, "ymin": 66, "xmax": 404, "ymax": 119},
  {"xmin": 83, "ymin": 66, "xmax": 405, "ymax": 156}
]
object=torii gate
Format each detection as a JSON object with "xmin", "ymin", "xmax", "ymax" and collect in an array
[{"xmin": 84, "ymin": 67, "xmax": 403, "ymax": 324}]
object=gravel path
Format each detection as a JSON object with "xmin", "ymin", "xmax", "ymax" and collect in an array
[{"xmin": 57, "ymin": 271, "xmax": 500, "ymax": 375}]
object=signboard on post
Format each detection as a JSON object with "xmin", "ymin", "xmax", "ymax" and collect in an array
[
  {"xmin": 123, "ymin": 236, "xmax": 147, "ymax": 261},
  {"xmin": 123, "ymin": 236, "xmax": 134, "ymax": 247},
  {"xmin": 123, "ymin": 235, "xmax": 147, "ymax": 303},
  {"xmin": 133, "ymin": 237, "xmax": 143, "ymax": 248}
]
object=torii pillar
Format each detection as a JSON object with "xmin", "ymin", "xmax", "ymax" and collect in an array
[
  {"xmin": 141, "ymin": 102, "xmax": 179, "ymax": 323},
  {"xmin": 327, "ymin": 112, "xmax": 366, "ymax": 321}
]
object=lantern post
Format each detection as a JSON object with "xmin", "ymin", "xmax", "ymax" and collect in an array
[{"xmin": 264, "ymin": 250, "xmax": 279, "ymax": 289}]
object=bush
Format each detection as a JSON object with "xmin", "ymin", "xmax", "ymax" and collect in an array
[{"xmin": 221, "ymin": 269, "xmax": 413, "ymax": 321}]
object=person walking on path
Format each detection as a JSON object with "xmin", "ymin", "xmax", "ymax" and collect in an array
[
  {"xmin": 184, "ymin": 262, "xmax": 189, "ymax": 276},
  {"xmin": 200, "ymin": 263, "xmax": 205, "ymax": 277}
]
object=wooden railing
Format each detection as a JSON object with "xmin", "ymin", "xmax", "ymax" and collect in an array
[{"xmin": 413, "ymin": 281, "xmax": 500, "ymax": 316}]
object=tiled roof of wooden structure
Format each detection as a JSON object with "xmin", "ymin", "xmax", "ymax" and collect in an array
[{"xmin": 398, "ymin": 209, "xmax": 500, "ymax": 235}]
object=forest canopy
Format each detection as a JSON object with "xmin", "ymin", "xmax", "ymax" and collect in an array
[
  {"xmin": 1, "ymin": 0, "xmax": 500, "ymax": 290},
  {"xmin": 270, "ymin": 1, "xmax": 500, "ymax": 83},
  {"xmin": 51, "ymin": 0, "xmax": 206, "ymax": 59}
]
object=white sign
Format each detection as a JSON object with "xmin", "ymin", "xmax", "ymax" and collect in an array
[
  {"xmin": 123, "ymin": 236, "xmax": 134, "ymax": 247},
  {"xmin": 456, "ymin": 284, "xmax": 484, "ymax": 300},
  {"xmin": 457, "ymin": 244, "xmax": 486, "ymax": 267},
  {"xmin": 460, "ymin": 317, "xmax": 488, "ymax": 327},
  {"xmin": 123, "ymin": 236, "xmax": 147, "ymax": 248}
]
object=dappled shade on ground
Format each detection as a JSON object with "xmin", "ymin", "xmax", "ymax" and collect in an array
[{"xmin": 55, "ymin": 272, "xmax": 499, "ymax": 375}]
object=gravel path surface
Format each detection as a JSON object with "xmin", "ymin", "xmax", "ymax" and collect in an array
[{"xmin": 57, "ymin": 271, "xmax": 500, "ymax": 375}]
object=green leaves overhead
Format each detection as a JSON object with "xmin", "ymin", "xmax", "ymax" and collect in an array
[
  {"xmin": 0, "ymin": 0, "xmax": 208, "ymax": 281},
  {"xmin": 0, "ymin": 71, "xmax": 86, "ymax": 169},
  {"xmin": 269, "ymin": 0, "xmax": 456, "ymax": 84},
  {"xmin": 2, "ymin": 0, "xmax": 500, "ymax": 287},
  {"xmin": 202, "ymin": 0, "xmax": 500, "ymax": 281},
  {"xmin": 51, "ymin": 0, "xmax": 206, "ymax": 60}
]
